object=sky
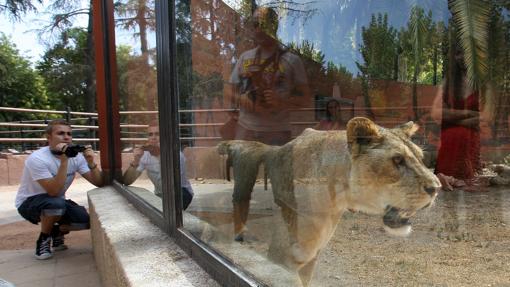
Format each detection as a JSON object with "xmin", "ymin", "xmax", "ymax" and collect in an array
[{"xmin": 0, "ymin": 0, "xmax": 88, "ymax": 64}]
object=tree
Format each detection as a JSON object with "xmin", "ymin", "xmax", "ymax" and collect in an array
[
  {"xmin": 36, "ymin": 28, "xmax": 92, "ymax": 112},
  {"xmin": 114, "ymin": 0, "xmax": 156, "ymax": 112},
  {"xmin": 356, "ymin": 13, "xmax": 398, "ymax": 118},
  {"xmin": 0, "ymin": 33, "xmax": 48, "ymax": 121},
  {"xmin": 0, "ymin": 0, "xmax": 41, "ymax": 20},
  {"xmin": 37, "ymin": 0, "xmax": 95, "ymax": 113},
  {"xmin": 402, "ymin": 6, "xmax": 433, "ymax": 120}
]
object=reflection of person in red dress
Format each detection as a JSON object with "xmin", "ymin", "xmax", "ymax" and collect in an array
[{"xmin": 431, "ymin": 48, "xmax": 481, "ymax": 190}]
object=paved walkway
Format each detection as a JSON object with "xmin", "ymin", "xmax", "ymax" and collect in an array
[{"xmin": 0, "ymin": 179, "xmax": 102, "ymax": 287}]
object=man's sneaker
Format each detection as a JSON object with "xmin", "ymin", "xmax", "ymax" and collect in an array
[
  {"xmin": 51, "ymin": 224, "xmax": 68, "ymax": 251},
  {"xmin": 35, "ymin": 236, "xmax": 53, "ymax": 260},
  {"xmin": 52, "ymin": 235, "xmax": 68, "ymax": 251}
]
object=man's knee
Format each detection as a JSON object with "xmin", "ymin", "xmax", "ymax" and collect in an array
[{"xmin": 41, "ymin": 197, "xmax": 66, "ymax": 216}]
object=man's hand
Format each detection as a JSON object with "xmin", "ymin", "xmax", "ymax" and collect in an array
[
  {"xmin": 261, "ymin": 89, "xmax": 279, "ymax": 107},
  {"xmin": 81, "ymin": 145, "xmax": 103, "ymax": 187},
  {"xmin": 53, "ymin": 143, "xmax": 69, "ymax": 158},
  {"xmin": 132, "ymin": 146, "xmax": 144, "ymax": 166},
  {"xmin": 83, "ymin": 145, "xmax": 96, "ymax": 165}
]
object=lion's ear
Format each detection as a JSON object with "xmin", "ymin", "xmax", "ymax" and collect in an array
[
  {"xmin": 346, "ymin": 117, "xmax": 382, "ymax": 156},
  {"xmin": 397, "ymin": 121, "xmax": 419, "ymax": 138}
]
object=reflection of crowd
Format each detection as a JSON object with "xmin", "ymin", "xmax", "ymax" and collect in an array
[
  {"xmin": 123, "ymin": 121, "xmax": 193, "ymax": 209},
  {"xmin": 314, "ymin": 98, "xmax": 353, "ymax": 131}
]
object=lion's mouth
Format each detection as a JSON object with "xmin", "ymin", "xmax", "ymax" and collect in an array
[{"xmin": 383, "ymin": 206, "xmax": 410, "ymax": 228}]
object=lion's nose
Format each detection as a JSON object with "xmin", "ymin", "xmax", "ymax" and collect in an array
[{"xmin": 424, "ymin": 187, "xmax": 437, "ymax": 196}]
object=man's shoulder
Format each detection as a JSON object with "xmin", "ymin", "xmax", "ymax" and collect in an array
[{"xmin": 26, "ymin": 147, "xmax": 50, "ymax": 162}]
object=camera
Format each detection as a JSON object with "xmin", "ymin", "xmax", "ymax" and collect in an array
[
  {"xmin": 64, "ymin": 144, "xmax": 86, "ymax": 158},
  {"xmin": 51, "ymin": 144, "xmax": 86, "ymax": 158}
]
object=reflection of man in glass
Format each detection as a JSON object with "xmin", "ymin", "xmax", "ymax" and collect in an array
[
  {"xmin": 228, "ymin": 6, "xmax": 311, "ymax": 145},
  {"xmin": 226, "ymin": 6, "xmax": 310, "ymax": 241},
  {"xmin": 123, "ymin": 121, "xmax": 193, "ymax": 209}
]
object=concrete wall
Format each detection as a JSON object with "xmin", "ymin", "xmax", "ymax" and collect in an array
[{"xmin": 88, "ymin": 187, "xmax": 218, "ymax": 287}]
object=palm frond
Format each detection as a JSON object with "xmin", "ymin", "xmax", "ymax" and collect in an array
[{"xmin": 449, "ymin": 0, "xmax": 490, "ymax": 91}]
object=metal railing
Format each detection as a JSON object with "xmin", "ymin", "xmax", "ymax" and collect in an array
[{"xmin": 0, "ymin": 105, "xmax": 434, "ymax": 152}]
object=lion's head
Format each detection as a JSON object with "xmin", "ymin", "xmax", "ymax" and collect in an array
[{"xmin": 346, "ymin": 117, "xmax": 440, "ymax": 236}]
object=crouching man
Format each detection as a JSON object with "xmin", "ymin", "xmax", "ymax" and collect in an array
[{"xmin": 15, "ymin": 119, "xmax": 103, "ymax": 260}]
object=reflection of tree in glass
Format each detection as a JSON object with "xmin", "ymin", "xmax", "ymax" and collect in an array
[{"xmin": 356, "ymin": 13, "xmax": 398, "ymax": 118}]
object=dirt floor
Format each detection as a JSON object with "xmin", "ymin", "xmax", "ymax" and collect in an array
[
  {"xmin": 187, "ymin": 183, "xmax": 510, "ymax": 286},
  {"xmin": 309, "ymin": 188, "xmax": 510, "ymax": 286}
]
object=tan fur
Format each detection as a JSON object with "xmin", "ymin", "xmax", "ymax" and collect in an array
[{"xmin": 218, "ymin": 117, "xmax": 440, "ymax": 286}]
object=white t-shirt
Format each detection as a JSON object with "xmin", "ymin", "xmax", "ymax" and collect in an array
[
  {"xmin": 15, "ymin": 146, "xmax": 90, "ymax": 208},
  {"xmin": 136, "ymin": 151, "xmax": 193, "ymax": 197},
  {"xmin": 137, "ymin": 151, "xmax": 162, "ymax": 196}
]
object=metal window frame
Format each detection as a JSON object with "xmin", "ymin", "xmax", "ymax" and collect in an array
[{"xmin": 93, "ymin": 0, "xmax": 267, "ymax": 285}]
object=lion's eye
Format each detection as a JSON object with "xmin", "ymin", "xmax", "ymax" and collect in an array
[{"xmin": 392, "ymin": 155, "xmax": 404, "ymax": 166}]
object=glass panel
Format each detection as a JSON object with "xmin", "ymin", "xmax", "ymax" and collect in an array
[
  {"xmin": 114, "ymin": 0, "xmax": 162, "ymax": 211},
  {"xmin": 178, "ymin": 0, "xmax": 510, "ymax": 285}
]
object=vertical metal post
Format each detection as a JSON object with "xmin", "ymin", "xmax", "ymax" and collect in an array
[
  {"xmin": 20, "ymin": 121, "xmax": 25, "ymax": 152},
  {"xmin": 93, "ymin": 0, "xmax": 122, "ymax": 183},
  {"xmin": 65, "ymin": 106, "xmax": 71, "ymax": 123}
]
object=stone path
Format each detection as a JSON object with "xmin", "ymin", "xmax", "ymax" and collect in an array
[{"xmin": 0, "ymin": 179, "xmax": 102, "ymax": 287}]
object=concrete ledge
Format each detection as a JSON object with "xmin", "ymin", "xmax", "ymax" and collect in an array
[{"xmin": 88, "ymin": 187, "xmax": 219, "ymax": 287}]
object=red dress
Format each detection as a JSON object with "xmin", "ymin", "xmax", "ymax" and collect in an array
[{"xmin": 435, "ymin": 93, "xmax": 481, "ymax": 180}]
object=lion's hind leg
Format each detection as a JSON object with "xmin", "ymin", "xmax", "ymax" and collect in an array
[{"xmin": 226, "ymin": 141, "xmax": 269, "ymax": 242}]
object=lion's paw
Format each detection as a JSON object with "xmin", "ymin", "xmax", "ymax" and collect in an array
[{"xmin": 383, "ymin": 225, "xmax": 412, "ymax": 237}]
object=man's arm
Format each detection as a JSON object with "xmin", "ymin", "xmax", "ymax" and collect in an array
[
  {"xmin": 37, "ymin": 156, "xmax": 69, "ymax": 197},
  {"xmin": 122, "ymin": 147, "xmax": 144, "ymax": 185},
  {"xmin": 81, "ymin": 147, "xmax": 103, "ymax": 187}
]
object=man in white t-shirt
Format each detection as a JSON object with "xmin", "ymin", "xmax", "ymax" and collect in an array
[
  {"xmin": 123, "ymin": 123, "xmax": 193, "ymax": 209},
  {"xmin": 15, "ymin": 119, "xmax": 103, "ymax": 260}
]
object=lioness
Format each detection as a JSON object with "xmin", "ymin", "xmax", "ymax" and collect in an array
[{"xmin": 218, "ymin": 117, "xmax": 440, "ymax": 286}]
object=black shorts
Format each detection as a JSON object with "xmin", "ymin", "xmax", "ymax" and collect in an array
[{"xmin": 17, "ymin": 193, "xmax": 90, "ymax": 230}]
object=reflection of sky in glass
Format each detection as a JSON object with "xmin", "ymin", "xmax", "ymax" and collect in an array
[{"xmin": 275, "ymin": 0, "xmax": 450, "ymax": 73}]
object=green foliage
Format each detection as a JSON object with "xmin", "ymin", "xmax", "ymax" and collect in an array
[
  {"xmin": 356, "ymin": 13, "xmax": 398, "ymax": 80},
  {"xmin": 288, "ymin": 40, "xmax": 326, "ymax": 81},
  {"xmin": 36, "ymin": 28, "xmax": 92, "ymax": 112},
  {"xmin": 288, "ymin": 40, "xmax": 325, "ymax": 66},
  {"xmin": 0, "ymin": 33, "xmax": 49, "ymax": 121},
  {"xmin": 449, "ymin": 0, "xmax": 490, "ymax": 91},
  {"xmin": 326, "ymin": 61, "xmax": 353, "ymax": 94},
  {"xmin": 398, "ymin": 7, "xmax": 442, "ymax": 84}
]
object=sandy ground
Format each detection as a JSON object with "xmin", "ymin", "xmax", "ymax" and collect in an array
[
  {"xmin": 185, "ymin": 181, "xmax": 510, "ymax": 286},
  {"xmin": 4, "ymin": 177, "xmax": 508, "ymax": 286},
  {"xmin": 0, "ymin": 179, "xmax": 95, "ymax": 251}
]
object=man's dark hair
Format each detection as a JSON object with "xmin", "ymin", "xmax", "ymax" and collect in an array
[{"xmin": 45, "ymin": 119, "xmax": 71, "ymax": 135}]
